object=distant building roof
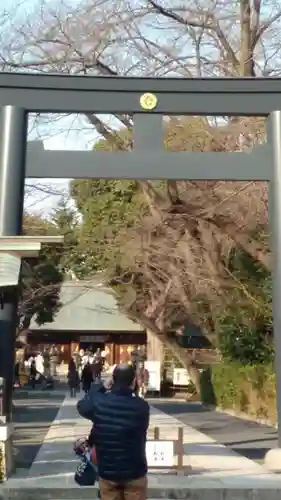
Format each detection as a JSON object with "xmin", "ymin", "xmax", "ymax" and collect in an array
[{"xmin": 30, "ymin": 281, "xmax": 143, "ymax": 332}]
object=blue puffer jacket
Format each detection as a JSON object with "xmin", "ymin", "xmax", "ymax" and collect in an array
[{"xmin": 77, "ymin": 382, "xmax": 150, "ymax": 482}]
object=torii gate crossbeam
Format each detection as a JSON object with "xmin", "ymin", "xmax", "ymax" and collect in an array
[
  {"xmin": 1, "ymin": 72, "xmax": 281, "ymax": 115},
  {"xmin": 0, "ymin": 73, "xmax": 280, "ymax": 464}
]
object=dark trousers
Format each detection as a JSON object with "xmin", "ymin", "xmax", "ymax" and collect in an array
[{"xmin": 70, "ymin": 387, "xmax": 76, "ymax": 397}]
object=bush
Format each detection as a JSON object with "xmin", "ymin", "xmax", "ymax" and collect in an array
[
  {"xmin": 218, "ymin": 317, "xmax": 274, "ymax": 365},
  {"xmin": 200, "ymin": 367, "xmax": 217, "ymax": 405},
  {"xmin": 200, "ymin": 362, "xmax": 276, "ymax": 424}
]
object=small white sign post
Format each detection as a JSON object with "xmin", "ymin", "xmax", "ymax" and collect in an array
[
  {"xmin": 146, "ymin": 440, "xmax": 174, "ymax": 468},
  {"xmin": 144, "ymin": 361, "xmax": 161, "ymax": 392},
  {"xmin": 173, "ymin": 368, "xmax": 191, "ymax": 386}
]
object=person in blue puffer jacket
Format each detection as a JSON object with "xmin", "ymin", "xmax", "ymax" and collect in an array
[{"xmin": 77, "ymin": 363, "xmax": 149, "ymax": 500}]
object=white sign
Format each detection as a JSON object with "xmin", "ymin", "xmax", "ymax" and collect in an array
[
  {"xmin": 145, "ymin": 361, "xmax": 161, "ymax": 392},
  {"xmin": 173, "ymin": 368, "xmax": 191, "ymax": 386},
  {"xmin": 146, "ymin": 440, "xmax": 174, "ymax": 467}
]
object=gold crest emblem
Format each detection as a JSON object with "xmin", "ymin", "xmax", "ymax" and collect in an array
[{"xmin": 139, "ymin": 92, "xmax": 158, "ymax": 110}]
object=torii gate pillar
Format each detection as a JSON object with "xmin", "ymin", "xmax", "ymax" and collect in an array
[{"xmin": 0, "ymin": 107, "xmax": 27, "ymax": 423}]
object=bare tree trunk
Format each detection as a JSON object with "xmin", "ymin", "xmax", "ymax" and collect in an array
[{"xmin": 240, "ymin": 0, "xmax": 255, "ymax": 76}]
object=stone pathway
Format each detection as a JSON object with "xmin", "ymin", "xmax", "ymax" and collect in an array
[
  {"xmin": 4, "ymin": 392, "xmax": 281, "ymax": 493},
  {"xmin": 12, "ymin": 390, "xmax": 65, "ymax": 470},
  {"xmin": 151, "ymin": 399, "xmax": 278, "ymax": 465}
]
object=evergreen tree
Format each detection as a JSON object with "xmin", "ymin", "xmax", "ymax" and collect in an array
[
  {"xmin": 20, "ymin": 213, "xmax": 64, "ymax": 329},
  {"xmin": 50, "ymin": 198, "xmax": 85, "ymax": 277}
]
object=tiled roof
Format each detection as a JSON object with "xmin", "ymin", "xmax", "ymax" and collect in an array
[{"xmin": 30, "ymin": 281, "xmax": 143, "ymax": 332}]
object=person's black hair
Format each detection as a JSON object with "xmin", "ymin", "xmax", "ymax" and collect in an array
[{"xmin": 113, "ymin": 363, "xmax": 136, "ymax": 388}]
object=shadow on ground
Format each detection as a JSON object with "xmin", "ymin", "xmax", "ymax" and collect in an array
[
  {"xmin": 151, "ymin": 400, "xmax": 279, "ymax": 465},
  {"xmin": 13, "ymin": 391, "xmax": 65, "ymax": 470}
]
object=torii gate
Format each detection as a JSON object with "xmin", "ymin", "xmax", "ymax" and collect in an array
[{"xmin": 0, "ymin": 73, "xmax": 280, "ymax": 459}]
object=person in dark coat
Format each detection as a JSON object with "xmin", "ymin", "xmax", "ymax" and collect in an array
[
  {"xmin": 77, "ymin": 364, "xmax": 149, "ymax": 500},
  {"xmin": 30, "ymin": 358, "xmax": 37, "ymax": 389},
  {"xmin": 92, "ymin": 357, "xmax": 102, "ymax": 381},
  {"xmin": 50, "ymin": 345, "xmax": 59, "ymax": 378},
  {"xmin": 14, "ymin": 361, "xmax": 20, "ymax": 388},
  {"xmin": 81, "ymin": 362, "xmax": 93, "ymax": 393},
  {"xmin": 67, "ymin": 358, "xmax": 79, "ymax": 397}
]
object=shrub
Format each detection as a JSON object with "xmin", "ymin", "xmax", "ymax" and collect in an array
[
  {"xmin": 217, "ymin": 317, "xmax": 274, "ymax": 366},
  {"xmin": 200, "ymin": 362, "xmax": 276, "ymax": 424}
]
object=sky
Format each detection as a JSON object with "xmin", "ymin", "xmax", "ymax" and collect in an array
[
  {"xmin": 24, "ymin": 114, "xmax": 99, "ymax": 216},
  {"xmin": 1, "ymin": 0, "xmax": 98, "ymax": 217},
  {"xmin": 24, "ymin": 110, "xmax": 122, "ymax": 216},
  {"xmin": 2, "ymin": 0, "xmax": 204, "ymax": 220}
]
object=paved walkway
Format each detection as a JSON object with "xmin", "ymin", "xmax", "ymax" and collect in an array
[
  {"xmin": 12, "ymin": 389, "xmax": 65, "ymax": 470},
  {"xmin": 151, "ymin": 400, "xmax": 278, "ymax": 465},
  {"xmin": 4, "ymin": 391, "xmax": 281, "ymax": 493}
]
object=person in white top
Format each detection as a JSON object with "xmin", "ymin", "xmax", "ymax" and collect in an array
[
  {"xmin": 82, "ymin": 352, "xmax": 90, "ymax": 368},
  {"xmin": 25, "ymin": 356, "xmax": 34, "ymax": 369},
  {"xmin": 88, "ymin": 353, "xmax": 94, "ymax": 365},
  {"xmin": 35, "ymin": 353, "xmax": 44, "ymax": 376}
]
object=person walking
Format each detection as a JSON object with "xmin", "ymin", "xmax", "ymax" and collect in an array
[
  {"xmin": 137, "ymin": 362, "xmax": 149, "ymax": 399},
  {"xmin": 35, "ymin": 352, "xmax": 44, "ymax": 377},
  {"xmin": 50, "ymin": 345, "xmax": 59, "ymax": 378},
  {"xmin": 81, "ymin": 362, "xmax": 93, "ymax": 393},
  {"xmin": 77, "ymin": 363, "xmax": 149, "ymax": 500},
  {"xmin": 92, "ymin": 352, "xmax": 102, "ymax": 381},
  {"xmin": 30, "ymin": 357, "xmax": 37, "ymax": 389},
  {"xmin": 35, "ymin": 352, "xmax": 44, "ymax": 388},
  {"xmin": 14, "ymin": 361, "xmax": 21, "ymax": 388},
  {"xmin": 82, "ymin": 349, "xmax": 90, "ymax": 369},
  {"xmin": 68, "ymin": 358, "xmax": 79, "ymax": 397},
  {"xmin": 74, "ymin": 349, "xmax": 82, "ymax": 378}
]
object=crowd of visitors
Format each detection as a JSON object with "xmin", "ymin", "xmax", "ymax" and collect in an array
[
  {"xmin": 68, "ymin": 348, "xmax": 104, "ymax": 397},
  {"xmin": 14, "ymin": 345, "xmax": 59, "ymax": 389},
  {"xmin": 14, "ymin": 345, "xmax": 150, "ymax": 402},
  {"xmin": 68, "ymin": 349, "xmax": 150, "ymax": 400}
]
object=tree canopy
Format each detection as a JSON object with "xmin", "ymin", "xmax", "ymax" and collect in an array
[
  {"xmin": 70, "ymin": 118, "xmax": 271, "ymax": 391},
  {"xmin": 71, "ymin": 178, "xmax": 141, "ymax": 273}
]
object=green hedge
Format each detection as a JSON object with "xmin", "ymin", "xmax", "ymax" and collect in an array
[{"xmin": 200, "ymin": 362, "xmax": 276, "ymax": 424}]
